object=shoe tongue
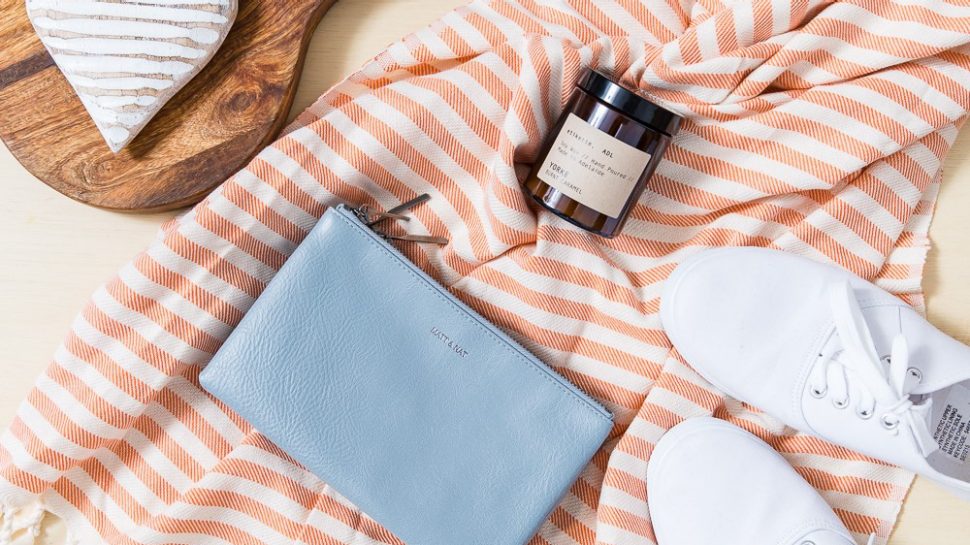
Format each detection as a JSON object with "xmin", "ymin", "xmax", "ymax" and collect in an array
[
  {"xmin": 860, "ymin": 305, "xmax": 970, "ymax": 396},
  {"xmin": 909, "ymin": 400, "xmax": 940, "ymax": 457}
]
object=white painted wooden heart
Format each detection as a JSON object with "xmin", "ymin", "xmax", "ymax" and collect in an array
[{"xmin": 26, "ymin": 0, "xmax": 238, "ymax": 153}]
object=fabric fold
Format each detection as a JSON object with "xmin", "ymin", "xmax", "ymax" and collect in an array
[{"xmin": 2, "ymin": 1, "xmax": 969, "ymax": 544}]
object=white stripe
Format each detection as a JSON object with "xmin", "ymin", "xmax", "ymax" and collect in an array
[
  {"xmin": 657, "ymin": 159, "xmax": 770, "ymax": 202},
  {"xmin": 177, "ymin": 219, "xmax": 278, "ymax": 286},
  {"xmin": 146, "ymin": 243, "xmax": 255, "ymax": 313},
  {"xmin": 71, "ymin": 75, "xmax": 173, "ymax": 91},
  {"xmin": 91, "ymin": 447, "xmax": 167, "ymax": 513},
  {"xmin": 821, "ymin": 489, "xmax": 908, "ymax": 521},
  {"xmin": 454, "ymin": 274, "xmax": 661, "ymax": 359},
  {"xmin": 206, "ymin": 194, "xmax": 297, "ymax": 256},
  {"xmin": 28, "ymin": 0, "xmax": 229, "ymax": 24},
  {"xmin": 486, "ymin": 256, "xmax": 655, "ymax": 328},
  {"xmin": 70, "ymin": 314, "xmax": 172, "ymax": 390},
  {"xmin": 167, "ymin": 376, "xmax": 245, "ymax": 447},
  {"xmin": 822, "ymin": 3, "xmax": 970, "ymax": 50},
  {"xmin": 473, "ymin": 1, "xmax": 524, "ymax": 45},
  {"xmin": 257, "ymin": 140, "xmax": 337, "ymax": 208},
  {"xmin": 43, "ymin": 493, "xmax": 235, "ymax": 545},
  {"xmin": 125, "ymin": 429, "xmax": 194, "ymax": 493},
  {"xmin": 779, "ymin": 33, "xmax": 906, "ymax": 70},
  {"xmin": 84, "ymin": 94, "xmax": 158, "ymax": 108},
  {"xmin": 413, "ymin": 25, "xmax": 457, "ymax": 60},
  {"xmin": 893, "ymin": 0, "xmax": 970, "ymax": 17},
  {"xmin": 441, "ymin": 9, "xmax": 492, "ymax": 53},
  {"xmin": 771, "ymin": 0, "xmax": 791, "ymax": 35},
  {"xmin": 78, "ymin": 96, "xmax": 150, "ymax": 127},
  {"xmin": 839, "ymin": 83, "xmax": 935, "ymax": 138},
  {"xmin": 118, "ymin": 263, "xmax": 234, "ymax": 342},
  {"xmin": 228, "ymin": 446, "xmax": 328, "ymax": 493},
  {"xmin": 838, "ymin": 185, "xmax": 904, "ymax": 237},
  {"xmin": 54, "ymin": 54, "xmax": 192, "ymax": 76},
  {"xmin": 785, "ymin": 59, "xmax": 842, "ymax": 86},
  {"xmin": 312, "ymin": 107, "xmax": 480, "ymax": 267},
  {"xmin": 17, "ymin": 401, "xmax": 94, "ymax": 460},
  {"xmin": 868, "ymin": 161, "xmax": 921, "ymax": 208},
  {"xmin": 785, "ymin": 452, "xmax": 915, "ymax": 487},
  {"xmin": 509, "ymin": 2, "xmax": 583, "ymax": 46},
  {"xmin": 640, "ymin": 187, "xmax": 712, "ymax": 215},
  {"xmin": 801, "ymin": 207, "xmax": 885, "ymax": 265},
  {"xmin": 903, "ymin": 140, "xmax": 945, "ymax": 180},
  {"xmin": 649, "ymin": 386, "xmax": 718, "ymax": 420},
  {"xmin": 304, "ymin": 506, "xmax": 386, "ymax": 545},
  {"xmin": 680, "ymin": 131, "xmax": 828, "ymax": 190},
  {"xmin": 696, "ymin": 14, "xmax": 720, "ymax": 61},
  {"xmin": 777, "ymin": 98, "xmax": 899, "ymax": 157},
  {"xmin": 166, "ymin": 503, "xmax": 291, "ymax": 545},
  {"xmin": 204, "ymin": 473, "xmax": 309, "ymax": 523},
  {"xmin": 32, "ymin": 17, "xmax": 220, "ymax": 45},
  {"xmin": 228, "ymin": 168, "xmax": 319, "ymax": 231},
  {"xmin": 227, "ymin": 167, "xmax": 320, "ymax": 234},
  {"xmin": 92, "ymin": 284, "xmax": 212, "ymax": 365},
  {"xmin": 596, "ymin": 522, "xmax": 657, "ymax": 545},
  {"xmin": 34, "ymin": 374, "xmax": 127, "ymax": 438},
  {"xmin": 141, "ymin": 400, "xmax": 219, "ymax": 470},
  {"xmin": 54, "ymin": 345, "xmax": 143, "ymax": 416},
  {"xmin": 363, "ymin": 92, "xmax": 510, "ymax": 256},
  {"xmin": 43, "ymin": 37, "xmax": 204, "ymax": 59},
  {"xmin": 0, "ymin": 430, "xmax": 61, "ymax": 483},
  {"xmin": 114, "ymin": 0, "xmax": 229, "ymax": 5}
]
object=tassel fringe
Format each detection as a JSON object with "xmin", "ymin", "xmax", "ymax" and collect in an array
[{"xmin": 0, "ymin": 501, "xmax": 49, "ymax": 545}]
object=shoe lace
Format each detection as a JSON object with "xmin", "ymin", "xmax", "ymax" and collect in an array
[{"xmin": 807, "ymin": 281, "xmax": 937, "ymax": 456}]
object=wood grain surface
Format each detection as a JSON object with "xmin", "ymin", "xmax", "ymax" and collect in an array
[{"xmin": 0, "ymin": 0, "xmax": 335, "ymax": 212}]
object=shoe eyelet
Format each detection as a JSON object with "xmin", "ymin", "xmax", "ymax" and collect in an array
[
  {"xmin": 856, "ymin": 407, "xmax": 874, "ymax": 419},
  {"xmin": 907, "ymin": 367, "xmax": 923, "ymax": 382},
  {"xmin": 810, "ymin": 385, "xmax": 827, "ymax": 399},
  {"xmin": 881, "ymin": 415, "xmax": 900, "ymax": 430},
  {"xmin": 832, "ymin": 397, "xmax": 850, "ymax": 409}
]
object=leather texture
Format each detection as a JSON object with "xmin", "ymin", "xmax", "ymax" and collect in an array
[{"xmin": 199, "ymin": 205, "xmax": 613, "ymax": 545}]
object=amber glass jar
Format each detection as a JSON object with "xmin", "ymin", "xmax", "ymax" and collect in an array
[{"xmin": 523, "ymin": 69, "xmax": 682, "ymax": 238}]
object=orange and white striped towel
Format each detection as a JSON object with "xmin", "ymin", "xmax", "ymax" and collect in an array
[{"xmin": 3, "ymin": 1, "xmax": 969, "ymax": 544}]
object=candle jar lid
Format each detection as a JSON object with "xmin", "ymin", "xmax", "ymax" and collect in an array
[{"xmin": 576, "ymin": 69, "xmax": 682, "ymax": 136}]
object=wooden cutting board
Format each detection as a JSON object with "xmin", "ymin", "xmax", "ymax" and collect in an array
[{"xmin": 0, "ymin": 0, "xmax": 336, "ymax": 212}]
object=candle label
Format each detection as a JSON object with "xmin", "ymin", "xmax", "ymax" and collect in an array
[{"xmin": 536, "ymin": 113, "xmax": 652, "ymax": 218}]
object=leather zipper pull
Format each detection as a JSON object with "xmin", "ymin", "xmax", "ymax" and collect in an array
[
  {"xmin": 381, "ymin": 233, "xmax": 449, "ymax": 246},
  {"xmin": 384, "ymin": 193, "xmax": 432, "ymax": 217},
  {"xmin": 350, "ymin": 193, "xmax": 449, "ymax": 246}
]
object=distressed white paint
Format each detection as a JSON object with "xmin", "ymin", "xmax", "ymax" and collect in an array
[{"xmin": 27, "ymin": 0, "xmax": 238, "ymax": 152}]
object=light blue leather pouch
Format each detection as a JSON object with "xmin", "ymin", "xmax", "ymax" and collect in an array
[{"xmin": 199, "ymin": 201, "xmax": 613, "ymax": 545}]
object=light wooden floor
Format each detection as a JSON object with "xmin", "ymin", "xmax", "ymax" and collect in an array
[{"xmin": 2, "ymin": 1, "xmax": 969, "ymax": 543}]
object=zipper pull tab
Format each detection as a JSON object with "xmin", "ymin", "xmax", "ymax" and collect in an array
[
  {"xmin": 372, "ymin": 193, "xmax": 432, "ymax": 227},
  {"xmin": 351, "ymin": 204, "xmax": 410, "ymax": 225},
  {"xmin": 352, "ymin": 194, "xmax": 449, "ymax": 246},
  {"xmin": 380, "ymin": 233, "xmax": 449, "ymax": 246}
]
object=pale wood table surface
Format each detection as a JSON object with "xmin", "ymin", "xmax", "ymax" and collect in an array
[{"xmin": 2, "ymin": 1, "xmax": 969, "ymax": 543}]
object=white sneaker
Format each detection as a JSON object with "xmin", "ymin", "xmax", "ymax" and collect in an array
[
  {"xmin": 660, "ymin": 247, "xmax": 970, "ymax": 500},
  {"xmin": 648, "ymin": 417, "xmax": 863, "ymax": 545}
]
